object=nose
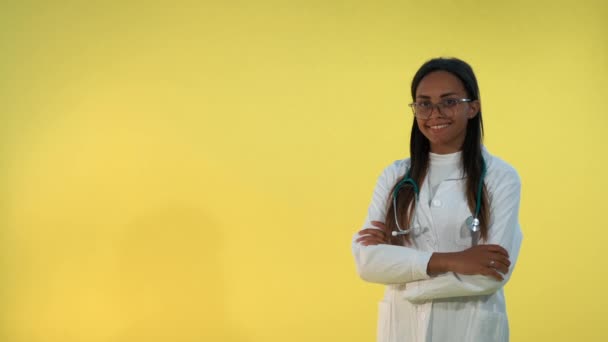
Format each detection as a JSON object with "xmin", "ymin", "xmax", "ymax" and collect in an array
[{"xmin": 427, "ymin": 104, "xmax": 446, "ymax": 119}]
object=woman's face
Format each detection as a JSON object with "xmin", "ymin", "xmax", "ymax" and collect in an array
[{"xmin": 414, "ymin": 70, "xmax": 480, "ymax": 154}]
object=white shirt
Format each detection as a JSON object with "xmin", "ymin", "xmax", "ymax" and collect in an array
[
  {"xmin": 427, "ymin": 151, "xmax": 465, "ymax": 341},
  {"xmin": 352, "ymin": 148, "xmax": 522, "ymax": 342},
  {"xmin": 427, "ymin": 151, "xmax": 461, "ymax": 200}
]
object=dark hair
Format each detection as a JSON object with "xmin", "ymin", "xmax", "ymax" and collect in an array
[{"xmin": 385, "ymin": 57, "xmax": 490, "ymax": 245}]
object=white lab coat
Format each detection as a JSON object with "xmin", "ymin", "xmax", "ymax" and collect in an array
[{"xmin": 352, "ymin": 148, "xmax": 522, "ymax": 342}]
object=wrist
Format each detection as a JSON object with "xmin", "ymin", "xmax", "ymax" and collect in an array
[{"xmin": 427, "ymin": 252, "xmax": 454, "ymax": 276}]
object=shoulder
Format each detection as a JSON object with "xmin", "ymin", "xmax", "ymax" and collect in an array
[
  {"xmin": 377, "ymin": 158, "xmax": 410, "ymax": 187},
  {"xmin": 483, "ymin": 148, "xmax": 521, "ymax": 188}
]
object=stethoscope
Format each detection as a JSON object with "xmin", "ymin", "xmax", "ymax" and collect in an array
[{"xmin": 391, "ymin": 158, "xmax": 487, "ymax": 237}]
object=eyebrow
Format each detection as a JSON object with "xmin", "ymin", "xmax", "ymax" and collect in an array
[{"xmin": 416, "ymin": 92, "xmax": 460, "ymax": 99}]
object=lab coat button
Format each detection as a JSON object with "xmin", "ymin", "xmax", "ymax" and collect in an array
[{"xmin": 432, "ymin": 199, "xmax": 442, "ymax": 207}]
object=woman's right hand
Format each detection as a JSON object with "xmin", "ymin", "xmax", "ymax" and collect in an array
[{"xmin": 428, "ymin": 245, "xmax": 511, "ymax": 281}]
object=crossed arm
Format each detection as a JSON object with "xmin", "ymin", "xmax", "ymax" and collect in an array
[{"xmin": 352, "ymin": 164, "xmax": 522, "ymax": 302}]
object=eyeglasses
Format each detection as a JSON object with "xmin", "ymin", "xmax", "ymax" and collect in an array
[{"xmin": 408, "ymin": 98, "xmax": 472, "ymax": 119}]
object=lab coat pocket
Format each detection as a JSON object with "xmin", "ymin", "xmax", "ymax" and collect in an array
[{"xmin": 377, "ymin": 301, "xmax": 393, "ymax": 342}]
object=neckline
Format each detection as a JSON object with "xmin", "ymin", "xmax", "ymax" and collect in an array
[{"xmin": 429, "ymin": 151, "xmax": 462, "ymax": 165}]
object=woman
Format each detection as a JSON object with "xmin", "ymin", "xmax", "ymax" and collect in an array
[{"xmin": 352, "ymin": 57, "xmax": 522, "ymax": 342}]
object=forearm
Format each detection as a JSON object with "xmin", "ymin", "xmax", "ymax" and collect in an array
[
  {"xmin": 426, "ymin": 252, "xmax": 456, "ymax": 276},
  {"xmin": 403, "ymin": 273, "xmax": 506, "ymax": 302},
  {"xmin": 404, "ymin": 229, "xmax": 522, "ymax": 302},
  {"xmin": 353, "ymin": 236, "xmax": 433, "ymax": 285}
]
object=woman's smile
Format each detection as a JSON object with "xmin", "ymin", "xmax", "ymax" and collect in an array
[{"xmin": 427, "ymin": 122, "xmax": 451, "ymax": 130}]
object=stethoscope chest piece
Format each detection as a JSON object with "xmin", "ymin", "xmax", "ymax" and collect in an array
[
  {"xmin": 391, "ymin": 158, "xmax": 486, "ymax": 237},
  {"xmin": 466, "ymin": 216, "xmax": 481, "ymax": 232}
]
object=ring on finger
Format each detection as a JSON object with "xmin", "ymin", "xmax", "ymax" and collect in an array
[{"xmin": 489, "ymin": 260, "xmax": 496, "ymax": 267}]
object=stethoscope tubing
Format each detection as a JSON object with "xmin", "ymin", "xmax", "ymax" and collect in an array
[{"xmin": 392, "ymin": 158, "xmax": 486, "ymax": 236}]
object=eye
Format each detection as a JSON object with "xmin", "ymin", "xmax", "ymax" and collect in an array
[
  {"xmin": 417, "ymin": 101, "xmax": 433, "ymax": 108},
  {"xmin": 441, "ymin": 99, "xmax": 459, "ymax": 107}
]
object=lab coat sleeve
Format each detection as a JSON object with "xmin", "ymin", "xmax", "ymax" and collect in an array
[
  {"xmin": 402, "ymin": 166, "xmax": 523, "ymax": 302},
  {"xmin": 352, "ymin": 162, "xmax": 433, "ymax": 285}
]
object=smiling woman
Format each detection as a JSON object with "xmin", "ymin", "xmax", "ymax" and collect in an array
[
  {"xmin": 352, "ymin": 57, "xmax": 523, "ymax": 342},
  {"xmin": 412, "ymin": 71, "xmax": 480, "ymax": 154}
]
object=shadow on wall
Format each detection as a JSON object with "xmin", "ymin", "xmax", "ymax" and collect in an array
[
  {"xmin": 115, "ymin": 205, "xmax": 247, "ymax": 342},
  {"xmin": 0, "ymin": 157, "xmax": 13, "ymax": 342}
]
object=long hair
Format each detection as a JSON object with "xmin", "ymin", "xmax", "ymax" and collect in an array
[{"xmin": 385, "ymin": 57, "xmax": 490, "ymax": 245}]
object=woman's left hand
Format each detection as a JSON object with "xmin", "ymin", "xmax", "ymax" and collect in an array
[{"xmin": 356, "ymin": 221, "xmax": 388, "ymax": 246}]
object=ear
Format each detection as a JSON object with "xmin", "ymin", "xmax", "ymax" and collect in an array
[{"xmin": 468, "ymin": 100, "xmax": 481, "ymax": 118}]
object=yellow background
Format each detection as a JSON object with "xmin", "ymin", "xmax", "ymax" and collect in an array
[{"xmin": 1, "ymin": 1, "xmax": 607, "ymax": 341}]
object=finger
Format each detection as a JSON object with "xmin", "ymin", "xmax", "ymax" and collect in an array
[
  {"xmin": 486, "ymin": 254, "xmax": 511, "ymax": 270},
  {"xmin": 357, "ymin": 231, "xmax": 385, "ymax": 242},
  {"xmin": 359, "ymin": 228, "xmax": 384, "ymax": 235},
  {"xmin": 484, "ymin": 244, "xmax": 509, "ymax": 257},
  {"xmin": 485, "ymin": 253, "xmax": 510, "ymax": 272},
  {"xmin": 356, "ymin": 235, "xmax": 385, "ymax": 244},
  {"xmin": 361, "ymin": 241, "xmax": 383, "ymax": 246},
  {"xmin": 358, "ymin": 228, "xmax": 386, "ymax": 239},
  {"xmin": 490, "ymin": 261, "xmax": 509, "ymax": 275},
  {"xmin": 478, "ymin": 245, "xmax": 509, "ymax": 258},
  {"xmin": 491, "ymin": 255, "xmax": 511, "ymax": 268},
  {"xmin": 356, "ymin": 233, "xmax": 386, "ymax": 242},
  {"xmin": 489, "ymin": 257, "xmax": 510, "ymax": 273},
  {"xmin": 371, "ymin": 221, "xmax": 386, "ymax": 229},
  {"xmin": 480, "ymin": 267, "xmax": 504, "ymax": 281},
  {"xmin": 483, "ymin": 244, "xmax": 507, "ymax": 254},
  {"xmin": 497, "ymin": 265, "xmax": 509, "ymax": 275},
  {"xmin": 358, "ymin": 237, "xmax": 386, "ymax": 246}
]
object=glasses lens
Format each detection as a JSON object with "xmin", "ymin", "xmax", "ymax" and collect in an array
[
  {"xmin": 413, "ymin": 103, "xmax": 431, "ymax": 118},
  {"xmin": 440, "ymin": 99, "xmax": 459, "ymax": 115},
  {"xmin": 412, "ymin": 99, "xmax": 469, "ymax": 118}
]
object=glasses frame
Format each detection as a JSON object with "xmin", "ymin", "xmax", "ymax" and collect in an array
[{"xmin": 408, "ymin": 98, "xmax": 473, "ymax": 119}]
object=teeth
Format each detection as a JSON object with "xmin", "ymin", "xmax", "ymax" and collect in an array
[{"xmin": 430, "ymin": 124, "xmax": 449, "ymax": 129}]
